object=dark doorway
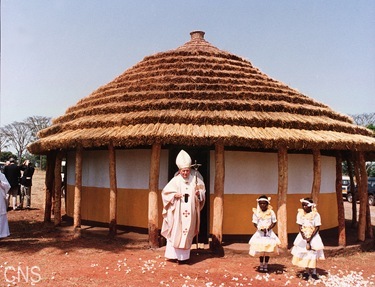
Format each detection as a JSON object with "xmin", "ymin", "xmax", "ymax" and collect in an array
[{"xmin": 168, "ymin": 147, "xmax": 210, "ymax": 244}]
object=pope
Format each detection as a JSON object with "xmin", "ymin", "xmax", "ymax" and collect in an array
[{"xmin": 161, "ymin": 150, "xmax": 206, "ymax": 263}]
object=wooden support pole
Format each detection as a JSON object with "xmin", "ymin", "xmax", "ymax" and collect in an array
[
  {"xmin": 108, "ymin": 142, "xmax": 117, "ymax": 238},
  {"xmin": 311, "ymin": 150, "xmax": 321, "ymax": 205},
  {"xmin": 277, "ymin": 146, "xmax": 288, "ymax": 249},
  {"xmin": 53, "ymin": 152, "xmax": 62, "ymax": 226},
  {"xmin": 148, "ymin": 143, "xmax": 161, "ymax": 248},
  {"xmin": 358, "ymin": 152, "xmax": 373, "ymax": 239},
  {"xmin": 44, "ymin": 152, "xmax": 56, "ymax": 222},
  {"xmin": 357, "ymin": 152, "xmax": 367, "ymax": 241},
  {"xmin": 73, "ymin": 146, "xmax": 83, "ymax": 237},
  {"xmin": 347, "ymin": 157, "xmax": 357, "ymax": 227},
  {"xmin": 353, "ymin": 153, "xmax": 363, "ymax": 241},
  {"xmin": 211, "ymin": 143, "xmax": 225, "ymax": 253},
  {"xmin": 335, "ymin": 152, "xmax": 346, "ymax": 246}
]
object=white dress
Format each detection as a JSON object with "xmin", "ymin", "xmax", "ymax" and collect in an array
[
  {"xmin": 291, "ymin": 209, "xmax": 325, "ymax": 268},
  {"xmin": 0, "ymin": 173, "xmax": 11, "ymax": 238},
  {"xmin": 248, "ymin": 207, "xmax": 281, "ymax": 256}
]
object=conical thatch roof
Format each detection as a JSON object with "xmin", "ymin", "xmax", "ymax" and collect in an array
[{"xmin": 28, "ymin": 31, "xmax": 375, "ymax": 154}]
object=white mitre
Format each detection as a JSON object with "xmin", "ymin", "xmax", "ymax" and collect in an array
[{"xmin": 176, "ymin": 150, "xmax": 192, "ymax": 169}]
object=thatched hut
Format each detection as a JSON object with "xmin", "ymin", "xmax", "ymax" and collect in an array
[{"xmin": 28, "ymin": 31, "xmax": 375, "ymax": 249}]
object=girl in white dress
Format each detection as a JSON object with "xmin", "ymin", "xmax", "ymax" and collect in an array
[
  {"xmin": 248, "ymin": 195, "xmax": 281, "ymax": 272},
  {"xmin": 291, "ymin": 198, "xmax": 325, "ymax": 280}
]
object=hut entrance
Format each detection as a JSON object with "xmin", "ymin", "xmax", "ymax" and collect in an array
[{"xmin": 168, "ymin": 148, "xmax": 210, "ymax": 244}]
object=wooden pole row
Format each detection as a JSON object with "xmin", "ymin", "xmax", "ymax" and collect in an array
[
  {"xmin": 45, "ymin": 147, "xmax": 372, "ymax": 249},
  {"xmin": 343, "ymin": 151, "xmax": 373, "ymax": 242}
]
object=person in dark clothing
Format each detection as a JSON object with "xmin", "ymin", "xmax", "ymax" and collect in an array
[
  {"xmin": 20, "ymin": 160, "xmax": 35, "ymax": 209},
  {"xmin": 3, "ymin": 158, "xmax": 21, "ymax": 210}
]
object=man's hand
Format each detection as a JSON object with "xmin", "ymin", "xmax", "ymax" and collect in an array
[{"xmin": 174, "ymin": 193, "xmax": 182, "ymax": 199}]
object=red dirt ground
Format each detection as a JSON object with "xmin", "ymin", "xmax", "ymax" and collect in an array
[{"xmin": 1, "ymin": 169, "xmax": 374, "ymax": 287}]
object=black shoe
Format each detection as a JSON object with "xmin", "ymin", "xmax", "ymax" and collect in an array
[
  {"xmin": 178, "ymin": 259, "xmax": 189, "ymax": 265},
  {"xmin": 302, "ymin": 273, "xmax": 309, "ymax": 280},
  {"xmin": 311, "ymin": 274, "xmax": 319, "ymax": 280}
]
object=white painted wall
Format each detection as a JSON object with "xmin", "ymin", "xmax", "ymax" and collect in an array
[
  {"xmin": 66, "ymin": 149, "xmax": 169, "ymax": 189},
  {"xmin": 210, "ymin": 151, "xmax": 278, "ymax": 195},
  {"xmin": 319, "ymin": 156, "xmax": 336, "ymax": 193},
  {"xmin": 288, "ymin": 154, "xmax": 313, "ymax": 194},
  {"xmin": 67, "ymin": 149, "xmax": 335, "ymax": 194},
  {"xmin": 288, "ymin": 154, "xmax": 335, "ymax": 194},
  {"xmin": 209, "ymin": 151, "xmax": 335, "ymax": 195}
]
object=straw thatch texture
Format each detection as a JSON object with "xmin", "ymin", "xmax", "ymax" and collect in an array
[{"xmin": 28, "ymin": 31, "xmax": 375, "ymax": 154}]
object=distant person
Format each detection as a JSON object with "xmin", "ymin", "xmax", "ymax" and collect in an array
[
  {"xmin": 291, "ymin": 198, "xmax": 325, "ymax": 280},
  {"xmin": 3, "ymin": 158, "xmax": 21, "ymax": 210},
  {"xmin": 0, "ymin": 172, "xmax": 11, "ymax": 238},
  {"xmin": 248, "ymin": 195, "xmax": 281, "ymax": 272},
  {"xmin": 20, "ymin": 160, "xmax": 35, "ymax": 209},
  {"xmin": 161, "ymin": 150, "xmax": 206, "ymax": 264}
]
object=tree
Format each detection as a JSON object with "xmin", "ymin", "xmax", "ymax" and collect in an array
[
  {"xmin": 0, "ymin": 116, "xmax": 51, "ymax": 169},
  {"xmin": 25, "ymin": 116, "xmax": 52, "ymax": 141},
  {"xmin": 367, "ymin": 124, "xmax": 375, "ymax": 133},
  {"xmin": 0, "ymin": 131, "xmax": 10, "ymax": 154},
  {"xmin": 0, "ymin": 151, "xmax": 17, "ymax": 162},
  {"xmin": 367, "ymin": 162, "xmax": 375, "ymax": 177},
  {"xmin": 343, "ymin": 112, "xmax": 375, "ymax": 177},
  {"xmin": 350, "ymin": 112, "xmax": 375, "ymax": 127},
  {"xmin": 1, "ymin": 122, "xmax": 33, "ymax": 161},
  {"xmin": 25, "ymin": 116, "xmax": 52, "ymax": 169}
]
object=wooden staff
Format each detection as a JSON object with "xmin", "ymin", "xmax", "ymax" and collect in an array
[{"xmin": 192, "ymin": 160, "xmax": 202, "ymax": 248}]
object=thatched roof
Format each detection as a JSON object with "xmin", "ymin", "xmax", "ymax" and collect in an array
[{"xmin": 28, "ymin": 31, "xmax": 375, "ymax": 155}]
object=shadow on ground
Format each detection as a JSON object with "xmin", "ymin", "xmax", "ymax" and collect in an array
[{"xmin": 2, "ymin": 213, "xmax": 374, "ymax": 258}]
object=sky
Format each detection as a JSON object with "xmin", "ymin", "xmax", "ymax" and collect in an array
[{"xmin": 1, "ymin": 0, "xmax": 374, "ymax": 127}]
